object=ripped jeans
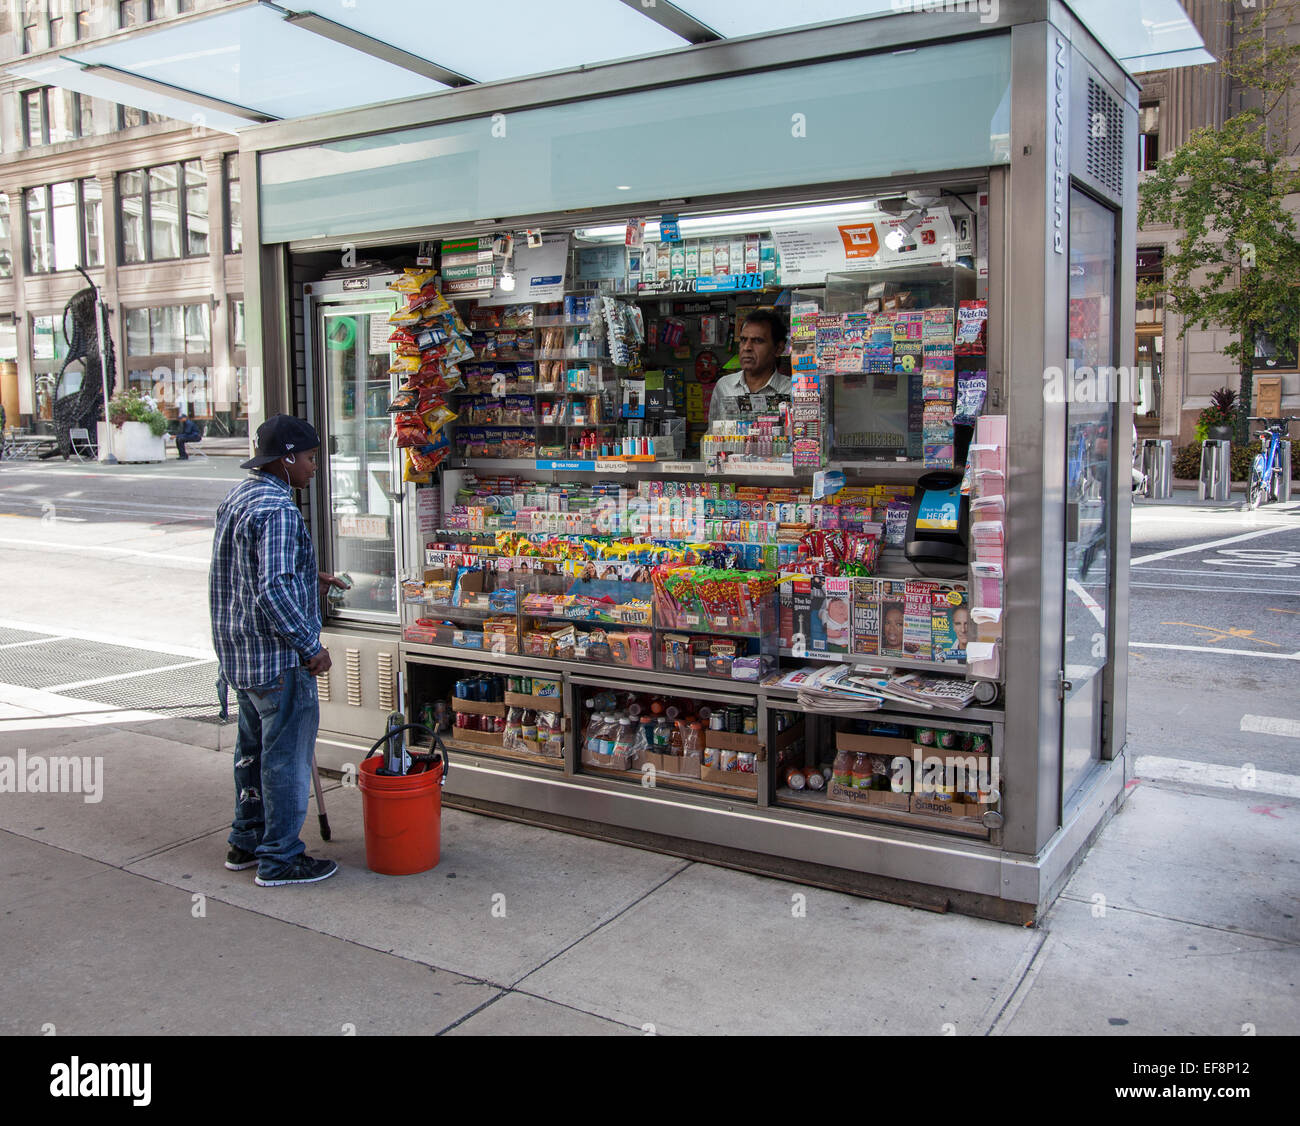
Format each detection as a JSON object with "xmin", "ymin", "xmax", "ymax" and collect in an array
[{"xmin": 228, "ymin": 666, "xmax": 319, "ymax": 876}]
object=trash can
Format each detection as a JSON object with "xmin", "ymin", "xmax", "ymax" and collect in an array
[
  {"xmin": 1199, "ymin": 439, "xmax": 1231, "ymax": 502},
  {"xmin": 1278, "ymin": 440, "xmax": 1293, "ymax": 503},
  {"xmin": 1141, "ymin": 438, "xmax": 1173, "ymax": 500}
]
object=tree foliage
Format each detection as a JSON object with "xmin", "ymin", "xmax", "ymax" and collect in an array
[{"xmin": 1136, "ymin": 0, "xmax": 1300, "ymax": 439}]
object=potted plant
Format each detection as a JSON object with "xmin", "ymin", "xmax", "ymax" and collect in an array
[
  {"xmin": 1195, "ymin": 387, "xmax": 1238, "ymax": 443},
  {"xmin": 106, "ymin": 388, "xmax": 168, "ymax": 462}
]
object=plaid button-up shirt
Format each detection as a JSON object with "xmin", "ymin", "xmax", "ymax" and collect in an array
[{"xmin": 210, "ymin": 472, "xmax": 322, "ymax": 690}]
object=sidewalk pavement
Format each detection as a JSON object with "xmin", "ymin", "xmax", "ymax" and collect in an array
[{"xmin": 2, "ymin": 705, "xmax": 1295, "ymax": 1036}]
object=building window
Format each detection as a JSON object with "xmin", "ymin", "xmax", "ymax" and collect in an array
[
  {"xmin": 75, "ymin": 0, "xmax": 94, "ymax": 41},
  {"xmin": 125, "ymin": 301, "xmax": 214, "ymax": 420},
  {"xmin": 31, "ymin": 314, "xmax": 72, "ymax": 427},
  {"xmin": 25, "ymin": 179, "xmax": 104, "ymax": 274},
  {"xmin": 226, "ymin": 297, "xmax": 248, "ymax": 434},
  {"xmin": 1138, "ymin": 103, "xmax": 1160, "ymax": 172},
  {"xmin": 118, "ymin": 161, "xmax": 209, "ymax": 263},
  {"xmin": 225, "ymin": 153, "xmax": 241, "ymax": 253},
  {"xmin": 179, "ymin": 0, "xmax": 197, "ymax": 11},
  {"xmin": 22, "ymin": 0, "xmax": 48, "ymax": 54},
  {"xmin": 119, "ymin": 1, "xmax": 157, "ymax": 29},
  {"xmin": 117, "ymin": 104, "xmax": 170, "ymax": 129},
  {"xmin": 0, "ymin": 194, "xmax": 13, "ymax": 278},
  {"xmin": 23, "ymin": 90, "xmax": 47, "ymax": 147},
  {"xmin": 23, "ymin": 88, "xmax": 91, "ymax": 147}
]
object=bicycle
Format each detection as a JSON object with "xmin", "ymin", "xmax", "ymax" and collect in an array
[{"xmin": 1246, "ymin": 416, "xmax": 1299, "ymax": 509}]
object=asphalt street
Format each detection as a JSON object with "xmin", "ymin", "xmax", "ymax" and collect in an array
[{"xmin": 0, "ymin": 458, "xmax": 1296, "ymax": 777}]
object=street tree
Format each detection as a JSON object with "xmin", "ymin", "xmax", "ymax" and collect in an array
[{"xmin": 1137, "ymin": 0, "xmax": 1300, "ymax": 443}]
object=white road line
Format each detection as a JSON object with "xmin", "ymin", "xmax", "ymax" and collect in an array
[
  {"xmin": 1130, "ymin": 582, "xmax": 1300, "ymax": 595},
  {"xmin": 1240, "ymin": 714, "xmax": 1300, "ymax": 739},
  {"xmin": 0, "ymin": 619, "xmax": 214, "ymax": 660},
  {"xmin": 1135, "ymin": 754, "xmax": 1300, "ymax": 799},
  {"xmin": 1068, "ymin": 578, "xmax": 1106, "ymax": 626},
  {"xmin": 1129, "ymin": 641, "xmax": 1300, "ymax": 660},
  {"xmin": 1133, "ymin": 566, "xmax": 1300, "ymax": 581},
  {"xmin": 0, "ymin": 537, "xmax": 210, "ymax": 570},
  {"xmin": 0, "ymin": 636, "xmax": 69, "ymax": 651},
  {"xmin": 1130, "ymin": 524, "xmax": 1296, "ymax": 566},
  {"xmin": 45, "ymin": 658, "xmax": 213, "ymax": 694},
  {"xmin": 0, "ymin": 682, "xmax": 162, "ymax": 729}
]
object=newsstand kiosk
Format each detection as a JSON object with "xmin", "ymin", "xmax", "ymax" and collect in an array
[{"xmin": 239, "ymin": 3, "xmax": 1142, "ymax": 923}]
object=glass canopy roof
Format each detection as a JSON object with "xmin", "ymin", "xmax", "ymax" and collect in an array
[{"xmin": 6, "ymin": 0, "xmax": 1211, "ymax": 135}]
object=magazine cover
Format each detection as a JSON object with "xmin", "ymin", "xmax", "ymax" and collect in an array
[
  {"xmin": 878, "ymin": 579, "xmax": 908, "ymax": 660},
  {"xmin": 930, "ymin": 582, "xmax": 969, "ymax": 663},
  {"xmin": 851, "ymin": 577, "xmax": 880, "ymax": 656},
  {"xmin": 903, "ymin": 580, "xmax": 934, "ymax": 661}
]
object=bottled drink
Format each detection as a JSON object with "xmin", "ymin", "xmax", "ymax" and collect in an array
[
  {"xmin": 521, "ymin": 710, "xmax": 538, "ymax": 743},
  {"xmin": 831, "ymin": 750, "xmax": 853, "ymax": 788},
  {"xmin": 851, "ymin": 752, "xmax": 874, "ymax": 790},
  {"xmin": 613, "ymin": 717, "xmax": 635, "ymax": 761},
  {"xmin": 653, "ymin": 717, "xmax": 671, "ymax": 749},
  {"xmin": 669, "ymin": 720, "xmax": 684, "ymax": 756},
  {"xmin": 682, "ymin": 722, "xmax": 703, "ymax": 761},
  {"xmin": 631, "ymin": 716, "xmax": 653, "ymax": 761}
]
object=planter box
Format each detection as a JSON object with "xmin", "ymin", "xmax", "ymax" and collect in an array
[{"xmin": 110, "ymin": 420, "xmax": 165, "ymax": 463}]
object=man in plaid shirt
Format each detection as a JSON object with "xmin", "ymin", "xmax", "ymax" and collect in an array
[{"xmin": 210, "ymin": 415, "xmax": 345, "ymax": 886}]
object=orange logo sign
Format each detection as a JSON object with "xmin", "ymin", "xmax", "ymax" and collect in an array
[{"xmin": 837, "ymin": 223, "xmax": 879, "ymax": 260}]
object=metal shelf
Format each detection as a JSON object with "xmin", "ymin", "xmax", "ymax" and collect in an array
[{"xmin": 777, "ymin": 648, "xmax": 970, "ymax": 676}]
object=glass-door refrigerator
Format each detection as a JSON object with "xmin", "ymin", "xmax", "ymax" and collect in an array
[{"xmin": 303, "ymin": 275, "xmax": 401, "ymax": 624}]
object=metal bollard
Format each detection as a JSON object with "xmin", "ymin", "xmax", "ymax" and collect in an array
[
  {"xmin": 1198, "ymin": 439, "xmax": 1231, "ymax": 502},
  {"xmin": 1141, "ymin": 438, "xmax": 1173, "ymax": 499},
  {"xmin": 1278, "ymin": 440, "xmax": 1293, "ymax": 503}
]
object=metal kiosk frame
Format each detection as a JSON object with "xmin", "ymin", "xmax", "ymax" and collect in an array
[{"xmin": 238, "ymin": 2, "xmax": 1140, "ymax": 924}]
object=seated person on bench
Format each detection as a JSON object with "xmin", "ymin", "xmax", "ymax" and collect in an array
[{"xmin": 176, "ymin": 415, "xmax": 202, "ymax": 460}]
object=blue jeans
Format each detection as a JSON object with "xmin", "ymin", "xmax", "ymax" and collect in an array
[{"xmin": 228, "ymin": 666, "xmax": 319, "ymax": 877}]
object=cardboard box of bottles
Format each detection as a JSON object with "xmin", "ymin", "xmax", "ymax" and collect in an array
[
  {"xmin": 828, "ymin": 781, "xmax": 911, "ymax": 810},
  {"xmin": 504, "ymin": 692, "xmax": 564, "ymax": 713},
  {"xmin": 452, "ymin": 697, "xmax": 507, "ymax": 718},
  {"xmin": 704, "ymin": 729, "xmax": 763, "ymax": 755},
  {"xmin": 910, "ymin": 794, "xmax": 983, "ymax": 820},
  {"xmin": 700, "ymin": 763, "xmax": 759, "ymax": 790},
  {"xmin": 835, "ymin": 731, "xmax": 911, "ymax": 758},
  {"xmin": 451, "ymin": 728, "xmax": 506, "ymax": 749},
  {"xmin": 643, "ymin": 751, "xmax": 702, "ymax": 779}
]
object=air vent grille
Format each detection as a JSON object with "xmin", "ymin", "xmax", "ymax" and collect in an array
[{"xmin": 1086, "ymin": 78, "xmax": 1124, "ymax": 197}]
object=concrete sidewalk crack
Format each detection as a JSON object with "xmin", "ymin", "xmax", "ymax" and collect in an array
[
  {"xmin": 980, "ymin": 928, "xmax": 1054, "ymax": 1036},
  {"xmin": 1055, "ymin": 893, "xmax": 1300, "ymax": 948}
]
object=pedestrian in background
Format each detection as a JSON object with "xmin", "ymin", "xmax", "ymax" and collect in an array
[
  {"xmin": 0, "ymin": 401, "xmax": 6, "ymax": 462},
  {"xmin": 209, "ymin": 414, "xmax": 347, "ymax": 886},
  {"xmin": 176, "ymin": 413, "xmax": 202, "ymax": 460}
]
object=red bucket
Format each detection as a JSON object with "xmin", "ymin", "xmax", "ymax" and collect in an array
[{"xmin": 358, "ymin": 757, "xmax": 443, "ymax": 875}]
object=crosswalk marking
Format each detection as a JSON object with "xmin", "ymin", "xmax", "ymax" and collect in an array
[{"xmin": 1240, "ymin": 714, "xmax": 1300, "ymax": 739}]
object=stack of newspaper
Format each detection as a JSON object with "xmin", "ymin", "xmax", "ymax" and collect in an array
[{"xmin": 772, "ymin": 663, "xmax": 977, "ymax": 712}]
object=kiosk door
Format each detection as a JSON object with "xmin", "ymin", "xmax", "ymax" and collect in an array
[
  {"xmin": 316, "ymin": 299, "xmax": 401, "ymax": 622},
  {"xmin": 1062, "ymin": 188, "xmax": 1117, "ymax": 804}
]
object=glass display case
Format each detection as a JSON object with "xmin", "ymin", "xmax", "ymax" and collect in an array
[{"xmin": 320, "ymin": 301, "xmax": 402, "ymax": 620}]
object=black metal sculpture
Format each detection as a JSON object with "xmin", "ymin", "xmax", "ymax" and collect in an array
[{"xmin": 39, "ymin": 266, "xmax": 116, "ymax": 460}]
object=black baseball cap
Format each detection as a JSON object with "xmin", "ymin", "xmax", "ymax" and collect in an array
[{"xmin": 241, "ymin": 414, "xmax": 321, "ymax": 469}]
